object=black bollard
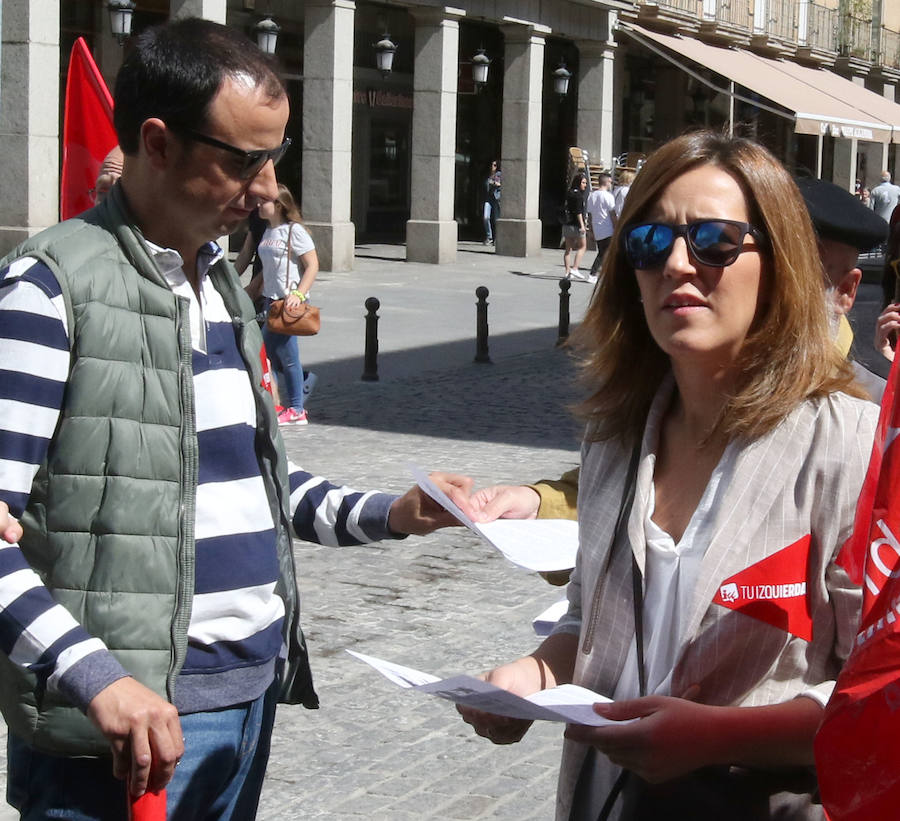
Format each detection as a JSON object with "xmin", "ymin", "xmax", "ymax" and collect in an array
[
  {"xmin": 361, "ymin": 297, "xmax": 380, "ymax": 381},
  {"xmin": 557, "ymin": 277, "xmax": 571, "ymax": 346},
  {"xmin": 474, "ymin": 285, "xmax": 492, "ymax": 364}
]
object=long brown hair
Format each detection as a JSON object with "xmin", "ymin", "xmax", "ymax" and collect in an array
[
  {"xmin": 572, "ymin": 130, "xmax": 862, "ymax": 444},
  {"xmin": 274, "ymin": 183, "xmax": 303, "ymax": 224}
]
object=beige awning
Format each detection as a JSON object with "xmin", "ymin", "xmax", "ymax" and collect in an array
[
  {"xmin": 769, "ymin": 58, "xmax": 900, "ymax": 142},
  {"xmin": 621, "ymin": 23, "xmax": 896, "ymax": 144}
]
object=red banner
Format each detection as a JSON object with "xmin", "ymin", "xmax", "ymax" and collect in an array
[
  {"xmin": 712, "ymin": 534, "xmax": 813, "ymax": 641},
  {"xmin": 128, "ymin": 790, "xmax": 166, "ymax": 821},
  {"xmin": 260, "ymin": 344, "xmax": 273, "ymax": 395},
  {"xmin": 816, "ymin": 354, "xmax": 900, "ymax": 820},
  {"xmin": 61, "ymin": 37, "xmax": 117, "ymax": 220}
]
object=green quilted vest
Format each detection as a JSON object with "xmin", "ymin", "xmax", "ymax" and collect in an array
[{"xmin": 0, "ymin": 186, "xmax": 316, "ymax": 756}]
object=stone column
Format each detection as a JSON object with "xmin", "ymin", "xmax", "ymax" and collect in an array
[
  {"xmin": 576, "ymin": 38, "xmax": 616, "ymax": 172},
  {"xmin": 303, "ymin": 0, "xmax": 356, "ymax": 272},
  {"xmin": 495, "ymin": 23, "xmax": 547, "ymax": 258},
  {"xmin": 0, "ymin": 0, "xmax": 60, "ymax": 255},
  {"xmin": 406, "ymin": 8, "xmax": 462, "ymax": 264},
  {"xmin": 882, "ymin": 83, "xmax": 900, "ymax": 172},
  {"xmin": 169, "ymin": 0, "xmax": 226, "ymax": 23},
  {"xmin": 878, "ymin": 142, "xmax": 891, "ymax": 178},
  {"xmin": 832, "ymin": 136, "xmax": 857, "ymax": 193}
]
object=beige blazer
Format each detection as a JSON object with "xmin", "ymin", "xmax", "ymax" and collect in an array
[{"xmin": 552, "ymin": 378, "xmax": 878, "ymax": 819}]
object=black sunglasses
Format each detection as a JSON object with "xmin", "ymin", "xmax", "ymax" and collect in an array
[
  {"xmin": 178, "ymin": 129, "xmax": 291, "ymax": 179},
  {"xmin": 623, "ymin": 219, "xmax": 767, "ymax": 270}
]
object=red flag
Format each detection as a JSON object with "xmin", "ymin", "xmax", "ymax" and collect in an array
[
  {"xmin": 128, "ymin": 790, "xmax": 166, "ymax": 820},
  {"xmin": 815, "ymin": 354, "xmax": 900, "ymax": 820},
  {"xmin": 61, "ymin": 37, "xmax": 117, "ymax": 220},
  {"xmin": 260, "ymin": 344, "xmax": 274, "ymax": 396}
]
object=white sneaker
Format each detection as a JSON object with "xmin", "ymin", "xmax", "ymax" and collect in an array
[
  {"xmin": 587, "ymin": 274, "xmax": 598, "ymax": 285},
  {"xmin": 569, "ymin": 269, "xmax": 587, "ymax": 281}
]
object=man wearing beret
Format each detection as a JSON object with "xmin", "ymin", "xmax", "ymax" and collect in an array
[{"xmin": 795, "ymin": 176, "xmax": 889, "ymax": 401}]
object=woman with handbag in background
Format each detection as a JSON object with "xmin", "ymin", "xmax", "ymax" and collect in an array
[{"xmin": 254, "ymin": 184, "xmax": 319, "ymax": 426}]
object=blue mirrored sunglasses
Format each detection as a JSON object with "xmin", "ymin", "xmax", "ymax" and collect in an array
[{"xmin": 623, "ymin": 219, "xmax": 767, "ymax": 270}]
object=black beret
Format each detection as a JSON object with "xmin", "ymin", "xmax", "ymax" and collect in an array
[{"xmin": 795, "ymin": 176, "xmax": 889, "ymax": 252}]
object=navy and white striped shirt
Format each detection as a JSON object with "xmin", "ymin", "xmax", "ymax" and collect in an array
[{"xmin": 0, "ymin": 245, "xmax": 399, "ymax": 714}]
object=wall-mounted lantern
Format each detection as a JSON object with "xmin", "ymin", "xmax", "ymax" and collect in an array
[
  {"xmin": 472, "ymin": 48, "xmax": 491, "ymax": 90},
  {"xmin": 374, "ymin": 32, "xmax": 398, "ymax": 77},
  {"xmin": 107, "ymin": 0, "xmax": 136, "ymax": 45},
  {"xmin": 254, "ymin": 15, "xmax": 280, "ymax": 55},
  {"xmin": 553, "ymin": 60, "xmax": 572, "ymax": 97}
]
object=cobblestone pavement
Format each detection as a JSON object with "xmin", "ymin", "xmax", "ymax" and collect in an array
[
  {"xmin": 0, "ymin": 245, "xmax": 888, "ymax": 820},
  {"xmin": 259, "ymin": 345, "xmax": 584, "ymax": 821},
  {"xmin": 252, "ymin": 247, "xmax": 590, "ymax": 820}
]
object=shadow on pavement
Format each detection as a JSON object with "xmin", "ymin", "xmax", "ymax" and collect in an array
[{"xmin": 302, "ymin": 328, "xmax": 584, "ymax": 451}]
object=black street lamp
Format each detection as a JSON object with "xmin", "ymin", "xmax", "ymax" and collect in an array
[
  {"xmin": 254, "ymin": 15, "xmax": 280, "ymax": 55},
  {"xmin": 374, "ymin": 32, "xmax": 398, "ymax": 77},
  {"xmin": 107, "ymin": 0, "xmax": 136, "ymax": 46},
  {"xmin": 553, "ymin": 60, "xmax": 572, "ymax": 97},
  {"xmin": 472, "ymin": 47, "xmax": 491, "ymax": 90}
]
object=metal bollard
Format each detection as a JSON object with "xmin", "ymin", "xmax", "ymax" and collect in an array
[
  {"xmin": 474, "ymin": 286, "xmax": 492, "ymax": 364},
  {"xmin": 557, "ymin": 277, "xmax": 571, "ymax": 346},
  {"xmin": 361, "ymin": 297, "xmax": 380, "ymax": 381}
]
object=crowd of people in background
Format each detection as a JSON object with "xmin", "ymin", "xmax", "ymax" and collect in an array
[{"xmin": 562, "ymin": 166, "xmax": 635, "ymax": 285}]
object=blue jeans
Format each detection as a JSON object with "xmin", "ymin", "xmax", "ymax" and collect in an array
[
  {"xmin": 7, "ymin": 683, "xmax": 278, "ymax": 821},
  {"xmin": 262, "ymin": 301, "xmax": 305, "ymax": 410}
]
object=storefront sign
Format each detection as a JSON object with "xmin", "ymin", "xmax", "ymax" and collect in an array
[
  {"xmin": 821, "ymin": 121, "xmax": 875, "ymax": 140},
  {"xmin": 354, "ymin": 89, "xmax": 414, "ymax": 109}
]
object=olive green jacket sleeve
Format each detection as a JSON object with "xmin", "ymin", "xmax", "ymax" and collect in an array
[{"xmin": 530, "ymin": 467, "xmax": 579, "ymax": 520}]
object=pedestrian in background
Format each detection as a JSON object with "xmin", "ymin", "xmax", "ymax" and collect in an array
[
  {"xmin": 614, "ymin": 169, "xmax": 635, "ymax": 218},
  {"xmin": 483, "ymin": 159, "xmax": 501, "ymax": 245},
  {"xmin": 92, "ymin": 145, "xmax": 124, "ymax": 203},
  {"xmin": 235, "ymin": 205, "xmax": 268, "ymax": 284},
  {"xmin": 586, "ymin": 172, "xmax": 616, "ymax": 283},
  {"xmin": 253, "ymin": 184, "xmax": 318, "ymax": 426},
  {"xmin": 563, "ymin": 173, "xmax": 589, "ymax": 280},
  {"xmin": 875, "ymin": 203, "xmax": 900, "ymax": 359},
  {"xmin": 870, "ymin": 170, "xmax": 900, "ymax": 223}
]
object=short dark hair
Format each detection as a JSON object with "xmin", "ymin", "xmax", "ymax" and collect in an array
[{"xmin": 114, "ymin": 18, "xmax": 286, "ymax": 155}]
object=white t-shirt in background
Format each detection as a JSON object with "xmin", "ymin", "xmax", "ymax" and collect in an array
[
  {"xmin": 586, "ymin": 188, "xmax": 616, "ymax": 241},
  {"xmin": 258, "ymin": 222, "xmax": 316, "ymax": 299}
]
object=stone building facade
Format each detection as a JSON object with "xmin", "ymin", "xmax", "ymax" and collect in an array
[{"xmin": 2, "ymin": 0, "xmax": 899, "ymax": 270}]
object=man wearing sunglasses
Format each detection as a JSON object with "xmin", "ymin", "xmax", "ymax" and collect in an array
[
  {"xmin": 459, "ymin": 176, "xmax": 889, "ymax": 551},
  {"xmin": 0, "ymin": 18, "xmax": 469, "ymax": 821}
]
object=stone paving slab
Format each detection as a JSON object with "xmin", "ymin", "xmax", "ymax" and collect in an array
[{"xmin": 255, "ymin": 346, "xmax": 582, "ymax": 820}]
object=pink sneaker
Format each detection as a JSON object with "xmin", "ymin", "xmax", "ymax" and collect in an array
[{"xmin": 277, "ymin": 407, "xmax": 308, "ymax": 426}]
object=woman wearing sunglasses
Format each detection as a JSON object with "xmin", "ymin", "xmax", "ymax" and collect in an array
[{"xmin": 458, "ymin": 131, "xmax": 876, "ymax": 820}]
